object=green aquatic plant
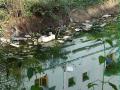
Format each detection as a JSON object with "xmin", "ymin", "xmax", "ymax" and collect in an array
[{"xmin": 105, "ymin": 61, "xmax": 120, "ymax": 76}]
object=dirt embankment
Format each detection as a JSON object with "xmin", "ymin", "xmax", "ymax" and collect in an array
[
  {"xmin": 70, "ymin": 0, "xmax": 119, "ymax": 22},
  {"xmin": 1, "ymin": 0, "xmax": 119, "ymax": 38},
  {"xmin": 2, "ymin": 16, "xmax": 70, "ymax": 38}
]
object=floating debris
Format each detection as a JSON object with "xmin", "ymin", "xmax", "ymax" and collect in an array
[
  {"xmin": 12, "ymin": 37, "xmax": 27, "ymax": 41},
  {"xmin": 25, "ymin": 35, "xmax": 31, "ymax": 38},
  {"xmin": 100, "ymin": 23, "xmax": 107, "ymax": 27},
  {"xmin": 102, "ymin": 14, "xmax": 111, "ymax": 18},
  {"xmin": 75, "ymin": 28, "xmax": 82, "ymax": 32},
  {"xmin": 66, "ymin": 66, "xmax": 74, "ymax": 72},
  {"xmin": 57, "ymin": 40, "xmax": 64, "ymax": 44},
  {"xmin": 63, "ymin": 36, "xmax": 71, "ymax": 40},
  {"xmin": 10, "ymin": 43, "xmax": 20, "ymax": 47},
  {"xmin": 38, "ymin": 32, "xmax": 55, "ymax": 43},
  {"xmin": 82, "ymin": 23, "xmax": 93, "ymax": 31}
]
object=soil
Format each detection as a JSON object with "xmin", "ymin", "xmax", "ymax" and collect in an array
[{"xmin": 0, "ymin": 0, "xmax": 119, "ymax": 38}]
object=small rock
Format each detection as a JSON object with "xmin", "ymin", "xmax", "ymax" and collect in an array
[{"xmin": 10, "ymin": 43, "xmax": 20, "ymax": 47}]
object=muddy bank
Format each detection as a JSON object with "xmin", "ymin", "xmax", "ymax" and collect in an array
[
  {"xmin": 70, "ymin": 0, "xmax": 119, "ymax": 22},
  {"xmin": 0, "ymin": 0, "xmax": 119, "ymax": 39}
]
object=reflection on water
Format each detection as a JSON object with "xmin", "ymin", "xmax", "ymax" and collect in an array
[{"xmin": 21, "ymin": 36, "xmax": 120, "ymax": 90}]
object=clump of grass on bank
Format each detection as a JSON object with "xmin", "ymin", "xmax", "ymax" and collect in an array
[{"xmin": 24, "ymin": 0, "xmax": 104, "ymax": 16}]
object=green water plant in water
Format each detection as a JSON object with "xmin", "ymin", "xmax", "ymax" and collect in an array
[{"xmin": 105, "ymin": 61, "xmax": 120, "ymax": 76}]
